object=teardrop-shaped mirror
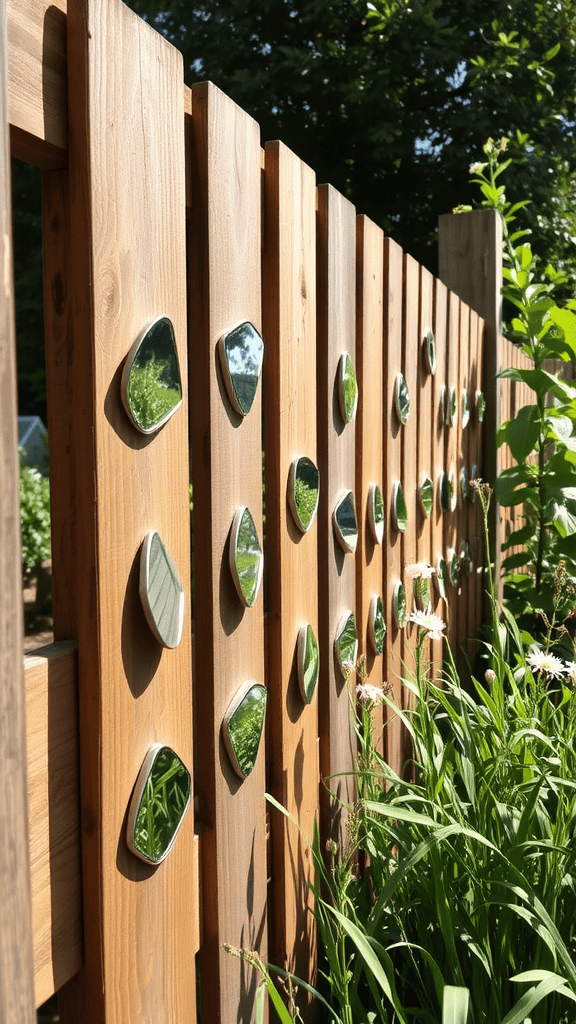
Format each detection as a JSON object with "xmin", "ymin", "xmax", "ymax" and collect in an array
[
  {"xmin": 393, "ymin": 582, "xmax": 407, "ymax": 628},
  {"xmin": 436, "ymin": 555, "xmax": 448, "ymax": 600},
  {"xmin": 461, "ymin": 390, "xmax": 470, "ymax": 429},
  {"xmin": 229, "ymin": 507, "xmax": 263, "ymax": 607},
  {"xmin": 369, "ymin": 595, "xmax": 386, "ymax": 656},
  {"xmin": 447, "ymin": 547, "xmax": 459, "ymax": 588},
  {"xmin": 368, "ymin": 483, "xmax": 385, "ymax": 545},
  {"xmin": 297, "ymin": 624, "xmax": 320, "ymax": 704},
  {"xmin": 418, "ymin": 475, "xmax": 434, "ymax": 517},
  {"xmin": 470, "ymin": 464, "xmax": 478, "ymax": 502},
  {"xmin": 332, "ymin": 490, "xmax": 358, "ymax": 553},
  {"xmin": 423, "ymin": 329, "xmax": 436, "ymax": 375},
  {"xmin": 413, "ymin": 576, "xmax": 431, "ymax": 611},
  {"xmin": 127, "ymin": 745, "xmax": 191, "ymax": 865},
  {"xmin": 334, "ymin": 611, "xmax": 358, "ymax": 676},
  {"xmin": 139, "ymin": 531, "xmax": 185, "ymax": 649},
  {"xmin": 122, "ymin": 316, "xmax": 182, "ymax": 434},
  {"xmin": 288, "ymin": 457, "xmax": 320, "ymax": 533},
  {"xmin": 395, "ymin": 373, "xmax": 410, "ymax": 424},
  {"xmin": 338, "ymin": 352, "xmax": 358, "ymax": 424},
  {"xmin": 439, "ymin": 472, "xmax": 450, "ymax": 512},
  {"xmin": 223, "ymin": 681, "xmax": 267, "ymax": 779},
  {"xmin": 393, "ymin": 482, "xmax": 408, "ymax": 532},
  {"xmin": 218, "ymin": 321, "xmax": 264, "ymax": 416},
  {"xmin": 460, "ymin": 540, "xmax": 473, "ymax": 576},
  {"xmin": 444, "ymin": 386, "xmax": 457, "ymax": 427},
  {"xmin": 460, "ymin": 466, "xmax": 469, "ymax": 501},
  {"xmin": 476, "ymin": 390, "xmax": 486, "ymax": 422}
]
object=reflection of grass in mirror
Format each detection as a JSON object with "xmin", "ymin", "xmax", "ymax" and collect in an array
[
  {"xmin": 293, "ymin": 460, "xmax": 319, "ymax": 532},
  {"xmin": 394, "ymin": 483, "xmax": 408, "ymax": 531},
  {"xmin": 437, "ymin": 557, "xmax": 448, "ymax": 599},
  {"xmin": 395, "ymin": 583, "xmax": 407, "ymax": 627},
  {"xmin": 228, "ymin": 685, "xmax": 267, "ymax": 777},
  {"xmin": 127, "ymin": 354, "xmax": 181, "ymax": 431},
  {"xmin": 396, "ymin": 374, "xmax": 410, "ymax": 423},
  {"xmin": 133, "ymin": 748, "xmax": 190, "ymax": 863},
  {"xmin": 371, "ymin": 596, "xmax": 386, "ymax": 654},
  {"xmin": 341, "ymin": 354, "xmax": 358, "ymax": 422},
  {"xmin": 419, "ymin": 477, "xmax": 433, "ymax": 517},
  {"xmin": 336, "ymin": 614, "xmax": 358, "ymax": 673},
  {"xmin": 373, "ymin": 485, "xmax": 384, "ymax": 526},
  {"xmin": 235, "ymin": 509, "xmax": 262, "ymax": 606},
  {"xmin": 302, "ymin": 626, "xmax": 320, "ymax": 702}
]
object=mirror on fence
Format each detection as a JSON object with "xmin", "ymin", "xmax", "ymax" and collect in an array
[
  {"xmin": 337, "ymin": 352, "xmax": 359, "ymax": 424},
  {"xmin": 288, "ymin": 457, "xmax": 320, "ymax": 533},
  {"xmin": 393, "ymin": 481, "xmax": 408, "ymax": 532},
  {"xmin": 229, "ymin": 507, "xmax": 264, "ymax": 607},
  {"xmin": 436, "ymin": 555, "xmax": 448, "ymax": 600},
  {"xmin": 332, "ymin": 490, "xmax": 358, "ymax": 553},
  {"xmin": 394, "ymin": 373, "xmax": 410, "ymax": 424},
  {"xmin": 297, "ymin": 624, "xmax": 320, "ymax": 704},
  {"xmin": 127, "ymin": 745, "xmax": 191, "ymax": 865},
  {"xmin": 423, "ymin": 329, "xmax": 436, "ymax": 375},
  {"xmin": 418, "ymin": 476, "xmax": 434, "ymax": 518},
  {"xmin": 223, "ymin": 681, "xmax": 267, "ymax": 779},
  {"xmin": 369, "ymin": 595, "xmax": 386, "ymax": 656},
  {"xmin": 334, "ymin": 611, "xmax": 358, "ymax": 676},
  {"xmin": 218, "ymin": 321, "xmax": 264, "ymax": 417},
  {"xmin": 368, "ymin": 483, "xmax": 385, "ymax": 545},
  {"xmin": 121, "ymin": 316, "xmax": 183, "ymax": 434},
  {"xmin": 394, "ymin": 581, "xmax": 407, "ymax": 628},
  {"xmin": 139, "ymin": 531, "xmax": 185, "ymax": 649}
]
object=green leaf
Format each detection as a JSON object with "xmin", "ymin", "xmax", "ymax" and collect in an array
[
  {"xmin": 549, "ymin": 307, "xmax": 576, "ymax": 359},
  {"xmin": 502, "ymin": 523, "xmax": 535, "ymax": 550},
  {"xmin": 502, "ymin": 974, "xmax": 576, "ymax": 1024},
  {"xmin": 503, "ymin": 405, "xmax": 541, "ymax": 461},
  {"xmin": 442, "ymin": 986, "xmax": 470, "ymax": 1024}
]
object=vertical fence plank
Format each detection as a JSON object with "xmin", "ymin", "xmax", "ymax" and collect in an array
[
  {"xmin": 49, "ymin": 1, "xmax": 198, "ymax": 1020},
  {"xmin": 466, "ymin": 311, "xmax": 481, "ymax": 648},
  {"xmin": 189, "ymin": 82, "xmax": 267, "ymax": 1023},
  {"xmin": 262, "ymin": 140, "xmax": 318, "ymax": 991},
  {"xmin": 383, "ymin": 238, "xmax": 404, "ymax": 775},
  {"xmin": 0, "ymin": 0, "xmax": 36, "ymax": 1016},
  {"xmin": 444, "ymin": 293, "xmax": 460, "ymax": 651},
  {"xmin": 401, "ymin": 254, "xmax": 420, "ymax": 720},
  {"xmin": 415, "ymin": 266, "xmax": 434, "ymax": 667},
  {"xmin": 456, "ymin": 303, "xmax": 471, "ymax": 662},
  {"xmin": 316, "ymin": 184, "xmax": 357, "ymax": 840},
  {"xmin": 355, "ymin": 216, "xmax": 385, "ymax": 748},
  {"xmin": 430, "ymin": 279, "xmax": 448, "ymax": 672}
]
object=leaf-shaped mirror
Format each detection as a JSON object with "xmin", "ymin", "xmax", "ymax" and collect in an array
[
  {"xmin": 423, "ymin": 329, "xmax": 436, "ymax": 375},
  {"xmin": 223, "ymin": 681, "xmax": 267, "ymax": 779},
  {"xmin": 448, "ymin": 547, "xmax": 459, "ymax": 588},
  {"xmin": 393, "ymin": 582, "xmax": 407, "ymax": 628},
  {"xmin": 332, "ymin": 490, "xmax": 358, "ymax": 553},
  {"xmin": 368, "ymin": 483, "xmax": 385, "ymax": 545},
  {"xmin": 413, "ymin": 577, "xmax": 431, "ymax": 611},
  {"xmin": 436, "ymin": 555, "xmax": 448, "ymax": 600},
  {"xmin": 297, "ymin": 624, "xmax": 320, "ymax": 704},
  {"xmin": 476, "ymin": 390, "xmax": 486, "ymax": 422},
  {"xmin": 460, "ymin": 540, "xmax": 473, "ymax": 576},
  {"xmin": 444, "ymin": 386, "xmax": 457, "ymax": 427},
  {"xmin": 127, "ymin": 745, "xmax": 191, "ymax": 865},
  {"xmin": 369, "ymin": 595, "xmax": 386, "ymax": 656},
  {"xmin": 395, "ymin": 373, "xmax": 410, "ymax": 424},
  {"xmin": 139, "ymin": 531, "xmax": 185, "ymax": 649},
  {"xmin": 288, "ymin": 457, "xmax": 320, "ymax": 533},
  {"xmin": 338, "ymin": 353, "xmax": 358, "ymax": 424},
  {"xmin": 393, "ymin": 481, "xmax": 408, "ymax": 532},
  {"xmin": 218, "ymin": 321, "xmax": 264, "ymax": 416},
  {"xmin": 461, "ymin": 389, "xmax": 470, "ymax": 429},
  {"xmin": 122, "ymin": 316, "xmax": 182, "ymax": 434},
  {"xmin": 460, "ymin": 466, "xmax": 469, "ymax": 501},
  {"xmin": 470, "ymin": 464, "xmax": 478, "ymax": 502},
  {"xmin": 229, "ymin": 507, "xmax": 263, "ymax": 607},
  {"xmin": 334, "ymin": 611, "xmax": 358, "ymax": 676},
  {"xmin": 418, "ymin": 476, "xmax": 434, "ymax": 517}
]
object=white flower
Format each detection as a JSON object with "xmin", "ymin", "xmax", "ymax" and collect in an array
[
  {"xmin": 356, "ymin": 682, "xmax": 385, "ymax": 706},
  {"xmin": 405, "ymin": 562, "xmax": 435, "ymax": 579},
  {"xmin": 564, "ymin": 661, "xmax": 576, "ymax": 681},
  {"xmin": 526, "ymin": 649, "xmax": 567, "ymax": 679},
  {"xmin": 407, "ymin": 610, "xmax": 446, "ymax": 641},
  {"xmin": 469, "ymin": 161, "xmax": 485, "ymax": 174}
]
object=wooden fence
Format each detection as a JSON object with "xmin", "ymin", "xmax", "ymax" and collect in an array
[{"xmin": 2, "ymin": 1, "xmax": 507, "ymax": 1022}]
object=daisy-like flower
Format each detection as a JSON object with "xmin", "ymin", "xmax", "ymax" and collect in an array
[
  {"xmin": 405, "ymin": 561, "xmax": 435, "ymax": 579},
  {"xmin": 408, "ymin": 610, "xmax": 446, "ymax": 641},
  {"xmin": 564, "ymin": 661, "xmax": 576, "ymax": 681},
  {"xmin": 469, "ymin": 161, "xmax": 485, "ymax": 175},
  {"xmin": 356, "ymin": 682, "xmax": 386, "ymax": 706},
  {"xmin": 526, "ymin": 648, "xmax": 567, "ymax": 680}
]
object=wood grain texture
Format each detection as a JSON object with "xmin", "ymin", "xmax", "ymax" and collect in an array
[
  {"xmin": 355, "ymin": 216, "xmax": 385, "ymax": 746},
  {"xmin": 189, "ymin": 81, "xmax": 267, "ymax": 1024},
  {"xmin": 401, "ymin": 255, "xmax": 419, "ymax": 687},
  {"xmin": 415, "ymin": 266, "xmax": 434, "ymax": 670},
  {"xmin": 444, "ymin": 293, "xmax": 460, "ymax": 652},
  {"xmin": 430, "ymin": 279, "xmax": 448, "ymax": 671},
  {"xmin": 24, "ymin": 643, "xmax": 82, "ymax": 1006},
  {"xmin": 51, "ymin": 2, "xmax": 198, "ymax": 1020},
  {"xmin": 382, "ymin": 238, "xmax": 404, "ymax": 777},
  {"xmin": 0, "ymin": 3, "xmax": 37, "ymax": 1013},
  {"xmin": 456, "ymin": 303, "xmax": 471, "ymax": 662},
  {"xmin": 316, "ymin": 184, "xmax": 357, "ymax": 841},
  {"xmin": 262, "ymin": 140, "xmax": 319, "ymax": 992}
]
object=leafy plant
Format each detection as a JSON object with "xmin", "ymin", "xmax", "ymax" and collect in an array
[{"xmin": 19, "ymin": 450, "xmax": 51, "ymax": 573}]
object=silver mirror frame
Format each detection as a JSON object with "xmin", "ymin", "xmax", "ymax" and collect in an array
[
  {"xmin": 288, "ymin": 457, "xmax": 320, "ymax": 533},
  {"xmin": 229, "ymin": 506, "xmax": 264, "ymax": 608},
  {"xmin": 217, "ymin": 321, "xmax": 264, "ymax": 417},
  {"xmin": 334, "ymin": 611, "xmax": 358, "ymax": 676},
  {"xmin": 369, "ymin": 594, "xmax": 386, "ymax": 655},
  {"xmin": 338, "ymin": 352, "xmax": 359, "ymax": 424},
  {"xmin": 332, "ymin": 490, "xmax": 358, "ymax": 553},
  {"xmin": 126, "ymin": 744, "xmax": 191, "ymax": 865},
  {"xmin": 121, "ymin": 315, "xmax": 183, "ymax": 435},
  {"xmin": 222, "ymin": 680, "xmax": 267, "ymax": 779},
  {"xmin": 297, "ymin": 623, "xmax": 320, "ymax": 704},
  {"xmin": 394, "ymin": 373, "xmax": 410, "ymax": 424},
  {"xmin": 368, "ymin": 483, "xmax": 385, "ymax": 545},
  {"xmin": 139, "ymin": 530, "xmax": 185, "ymax": 649}
]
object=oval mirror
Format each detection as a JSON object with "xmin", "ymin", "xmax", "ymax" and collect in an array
[
  {"xmin": 229, "ymin": 507, "xmax": 264, "ymax": 607},
  {"xmin": 447, "ymin": 547, "xmax": 459, "ymax": 588},
  {"xmin": 288, "ymin": 457, "xmax": 320, "ymax": 533},
  {"xmin": 395, "ymin": 373, "xmax": 410, "ymax": 424},
  {"xmin": 444, "ymin": 386, "xmax": 457, "ymax": 427},
  {"xmin": 369, "ymin": 595, "xmax": 386, "ymax": 655},
  {"xmin": 297, "ymin": 624, "xmax": 320, "ymax": 704},
  {"xmin": 122, "ymin": 316, "xmax": 182, "ymax": 434},
  {"xmin": 332, "ymin": 490, "xmax": 358, "ymax": 553},
  {"xmin": 460, "ymin": 466, "xmax": 469, "ymax": 501},
  {"xmin": 476, "ymin": 390, "xmax": 486, "ymax": 422},
  {"xmin": 393, "ymin": 581, "xmax": 407, "ymax": 628},
  {"xmin": 423, "ymin": 329, "xmax": 436, "ymax": 375},
  {"xmin": 223, "ymin": 681, "xmax": 267, "ymax": 779},
  {"xmin": 470, "ymin": 464, "xmax": 478, "ymax": 502},
  {"xmin": 393, "ymin": 481, "xmax": 408, "ymax": 532},
  {"xmin": 139, "ymin": 531, "xmax": 185, "ymax": 649},
  {"xmin": 218, "ymin": 321, "xmax": 264, "ymax": 416},
  {"xmin": 461, "ymin": 389, "xmax": 470, "ymax": 429},
  {"xmin": 368, "ymin": 483, "xmax": 385, "ymax": 545},
  {"xmin": 418, "ymin": 475, "xmax": 434, "ymax": 517},
  {"xmin": 334, "ymin": 611, "xmax": 358, "ymax": 676},
  {"xmin": 338, "ymin": 352, "xmax": 358, "ymax": 424},
  {"xmin": 436, "ymin": 555, "xmax": 448, "ymax": 600},
  {"xmin": 127, "ymin": 745, "xmax": 191, "ymax": 865},
  {"xmin": 460, "ymin": 540, "xmax": 473, "ymax": 576}
]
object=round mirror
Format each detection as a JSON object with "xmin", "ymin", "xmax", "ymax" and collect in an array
[
  {"xmin": 447, "ymin": 547, "xmax": 459, "ymax": 588},
  {"xmin": 436, "ymin": 555, "xmax": 448, "ymax": 600},
  {"xmin": 476, "ymin": 390, "xmax": 486, "ymax": 422},
  {"xmin": 139, "ymin": 531, "xmax": 185, "ymax": 649},
  {"xmin": 460, "ymin": 466, "xmax": 469, "ymax": 501}
]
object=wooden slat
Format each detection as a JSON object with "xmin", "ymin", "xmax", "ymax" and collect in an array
[
  {"xmin": 456, "ymin": 303, "xmax": 471, "ymax": 661},
  {"xmin": 189, "ymin": 81, "xmax": 267, "ymax": 1024},
  {"xmin": 355, "ymin": 216, "xmax": 385, "ymax": 750},
  {"xmin": 24, "ymin": 643, "xmax": 82, "ymax": 1006},
  {"xmin": 430, "ymin": 279, "xmax": 448, "ymax": 672},
  {"xmin": 467, "ymin": 312, "xmax": 481, "ymax": 647},
  {"xmin": 316, "ymin": 183, "xmax": 357, "ymax": 841},
  {"xmin": 401, "ymin": 255, "xmax": 419, "ymax": 696},
  {"xmin": 415, "ymin": 265, "xmax": 434, "ymax": 670},
  {"xmin": 0, "ymin": 2, "xmax": 36, "ymax": 1013},
  {"xmin": 262, "ymin": 139, "xmax": 319, "ymax": 990},
  {"xmin": 44, "ymin": 2, "xmax": 198, "ymax": 1020},
  {"xmin": 383, "ymin": 237, "xmax": 404, "ymax": 776},
  {"xmin": 444, "ymin": 293, "xmax": 460, "ymax": 651}
]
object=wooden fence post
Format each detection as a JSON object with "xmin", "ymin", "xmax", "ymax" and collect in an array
[{"xmin": 0, "ymin": 0, "xmax": 36, "ymax": 1016}]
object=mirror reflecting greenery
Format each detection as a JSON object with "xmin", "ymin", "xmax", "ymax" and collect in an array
[
  {"xmin": 393, "ymin": 481, "xmax": 408, "ymax": 532},
  {"xmin": 461, "ymin": 389, "xmax": 470, "ymax": 429},
  {"xmin": 460, "ymin": 466, "xmax": 469, "ymax": 501},
  {"xmin": 218, "ymin": 321, "xmax": 264, "ymax": 416},
  {"xmin": 436, "ymin": 556, "xmax": 448, "ymax": 600},
  {"xmin": 122, "ymin": 316, "xmax": 182, "ymax": 434},
  {"xmin": 288, "ymin": 457, "xmax": 319, "ymax": 533},
  {"xmin": 368, "ymin": 483, "xmax": 385, "ymax": 545},
  {"xmin": 448, "ymin": 547, "xmax": 459, "ymax": 587},
  {"xmin": 369, "ymin": 595, "xmax": 386, "ymax": 655},
  {"xmin": 223, "ymin": 682, "xmax": 267, "ymax": 779},
  {"xmin": 139, "ymin": 531, "xmax": 184, "ymax": 649},
  {"xmin": 333, "ymin": 490, "xmax": 358, "ymax": 553},
  {"xmin": 424, "ymin": 329, "xmax": 436, "ymax": 374},
  {"xmin": 476, "ymin": 390, "xmax": 486, "ymax": 422},
  {"xmin": 470, "ymin": 464, "xmax": 478, "ymax": 502},
  {"xmin": 395, "ymin": 373, "xmax": 410, "ymax": 424},
  {"xmin": 394, "ymin": 582, "xmax": 407, "ymax": 628},
  {"xmin": 297, "ymin": 624, "xmax": 320, "ymax": 704},
  {"xmin": 460, "ymin": 540, "xmax": 473, "ymax": 576},
  {"xmin": 334, "ymin": 612, "xmax": 358, "ymax": 676},
  {"xmin": 338, "ymin": 352, "xmax": 358, "ymax": 423},
  {"xmin": 230, "ymin": 507, "xmax": 263, "ymax": 607},
  {"xmin": 413, "ymin": 576, "xmax": 431, "ymax": 611},
  {"xmin": 444, "ymin": 386, "xmax": 457, "ymax": 426},
  {"xmin": 419, "ymin": 475, "xmax": 434, "ymax": 517},
  {"xmin": 127, "ymin": 745, "xmax": 191, "ymax": 865}
]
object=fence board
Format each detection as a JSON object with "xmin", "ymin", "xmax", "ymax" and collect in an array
[
  {"xmin": 430, "ymin": 279, "xmax": 448, "ymax": 672},
  {"xmin": 316, "ymin": 183, "xmax": 357, "ymax": 841},
  {"xmin": 262, "ymin": 139, "xmax": 319, "ymax": 990},
  {"xmin": 189, "ymin": 81, "xmax": 267, "ymax": 1024},
  {"xmin": 0, "ymin": 5, "xmax": 36, "ymax": 1013},
  {"xmin": 383, "ymin": 237, "xmax": 404, "ymax": 776},
  {"xmin": 355, "ymin": 215, "xmax": 385, "ymax": 748},
  {"xmin": 444, "ymin": 293, "xmax": 460, "ymax": 651},
  {"xmin": 456, "ymin": 302, "xmax": 471, "ymax": 660},
  {"xmin": 47, "ymin": 2, "xmax": 198, "ymax": 1021}
]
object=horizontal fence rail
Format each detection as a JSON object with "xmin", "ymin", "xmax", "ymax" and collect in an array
[{"xmin": 0, "ymin": 1, "xmax": 515, "ymax": 1021}]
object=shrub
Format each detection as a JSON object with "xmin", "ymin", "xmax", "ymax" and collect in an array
[{"xmin": 19, "ymin": 451, "xmax": 51, "ymax": 573}]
